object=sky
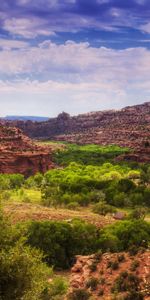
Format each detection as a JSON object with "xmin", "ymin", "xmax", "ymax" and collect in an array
[{"xmin": 0, "ymin": 0, "xmax": 150, "ymax": 117}]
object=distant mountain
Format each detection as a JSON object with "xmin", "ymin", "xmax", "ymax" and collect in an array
[{"xmin": 4, "ymin": 115, "xmax": 49, "ymax": 122}]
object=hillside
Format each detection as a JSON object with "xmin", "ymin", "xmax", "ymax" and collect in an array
[
  {"xmin": 4, "ymin": 102, "xmax": 149, "ymax": 144},
  {"xmin": 0, "ymin": 125, "xmax": 54, "ymax": 175},
  {"xmin": 4, "ymin": 101, "xmax": 150, "ymax": 163},
  {"xmin": 69, "ymin": 251, "xmax": 150, "ymax": 300}
]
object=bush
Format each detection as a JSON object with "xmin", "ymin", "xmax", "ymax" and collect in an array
[
  {"xmin": 27, "ymin": 219, "xmax": 100, "ymax": 269},
  {"xmin": 89, "ymin": 261, "xmax": 98, "ymax": 272},
  {"xmin": 107, "ymin": 260, "xmax": 119, "ymax": 270},
  {"xmin": 113, "ymin": 272, "xmax": 140, "ymax": 293},
  {"xmin": 0, "ymin": 207, "xmax": 52, "ymax": 300},
  {"xmin": 124, "ymin": 291, "xmax": 144, "ymax": 300},
  {"xmin": 99, "ymin": 220, "xmax": 150, "ymax": 252},
  {"xmin": 128, "ymin": 207, "xmax": 146, "ymax": 220},
  {"xmin": 0, "ymin": 242, "xmax": 51, "ymax": 300},
  {"xmin": 86, "ymin": 277, "xmax": 99, "ymax": 290},
  {"xmin": 117, "ymin": 254, "xmax": 125, "ymax": 262},
  {"xmin": 41, "ymin": 276, "xmax": 68, "ymax": 300},
  {"xmin": 68, "ymin": 288, "xmax": 91, "ymax": 300},
  {"xmin": 130, "ymin": 260, "xmax": 140, "ymax": 271},
  {"xmin": 93, "ymin": 201, "xmax": 116, "ymax": 216},
  {"xmin": 66, "ymin": 202, "xmax": 79, "ymax": 210}
]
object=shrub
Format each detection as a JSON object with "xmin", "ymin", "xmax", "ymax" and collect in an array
[
  {"xmin": 117, "ymin": 254, "xmax": 125, "ymax": 262},
  {"xmin": 89, "ymin": 261, "xmax": 98, "ymax": 272},
  {"xmin": 100, "ymin": 220, "xmax": 150, "ymax": 252},
  {"xmin": 111, "ymin": 260, "xmax": 119, "ymax": 270},
  {"xmin": 107, "ymin": 260, "xmax": 119, "ymax": 270},
  {"xmin": 128, "ymin": 208, "xmax": 146, "ymax": 220},
  {"xmin": 0, "ymin": 242, "xmax": 51, "ymax": 300},
  {"xmin": 93, "ymin": 201, "xmax": 116, "ymax": 216},
  {"xmin": 93, "ymin": 250, "xmax": 102, "ymax": 262},
  {"xmin": 68, "ymin": 288, "xmax": 91, "ymax": 300},
  {"xmin": 66, "ymin": 202, "xmax": 79, "ymax": 210},
  {"xmin": 86, "ymin": 277, "xmax": 99, "ymax": 290},
  {"xmin": 41, "ymin": 276, "xmax": 68, "ymax": 300},
  {"xmin": 113, "ymin": 272, "xmax": 140, "ymax": 293},
  {"xmin": 130, "ymin": 260, "xmax": 140, "ymax": 271},
  {"xmin": 124, "ymin": 291, "xmax": 144, "ymax": 300},
  {"xmin": 27, "ymin": 220, "xmax": 100, "ymax": 269}
]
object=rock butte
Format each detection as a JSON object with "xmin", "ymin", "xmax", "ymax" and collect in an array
[
  {"xmin": 0, "ymin": 125, "xmax": 54, "ymax": 176},
  {"xmin": 3, "ymin": 102, "xmax": 150, "ymax": 162}
]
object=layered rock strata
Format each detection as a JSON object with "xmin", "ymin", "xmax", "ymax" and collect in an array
[{"xmin": 0, "ymin": 125, "xmax": 54, "ymax": 175}]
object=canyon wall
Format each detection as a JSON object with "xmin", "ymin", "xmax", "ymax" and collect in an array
[{"xmin": 0, "ymin": 125, "xmax": 54, "ymax": 176}]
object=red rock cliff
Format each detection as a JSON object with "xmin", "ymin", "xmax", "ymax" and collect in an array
[{"xmin": 0, "ymin": 125, "xmax": 54, "ymax": 176}]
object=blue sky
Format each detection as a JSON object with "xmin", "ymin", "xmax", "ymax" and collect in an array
[{"xmin": 0, "ymin": 0, "xmax": 150, "ymax": 116}]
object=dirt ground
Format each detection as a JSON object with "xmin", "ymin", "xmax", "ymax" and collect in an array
[{"xmin": 3, "ymin": 202, "xmax": 115, "ymax": 227}]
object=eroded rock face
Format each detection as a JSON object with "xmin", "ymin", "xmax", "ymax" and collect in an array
[
  {"xmin": 0, "ymin": 125, "xmax": 54, "ymax": 175},
  {"xmin": 2, "ymin": 102, "xmax": 150, "ymax": 162},
  {"xmin": 69, "ymin": 251, "xmax": 150, "ymax": 300}
]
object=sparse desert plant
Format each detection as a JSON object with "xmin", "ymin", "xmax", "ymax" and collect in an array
[
  {"xmin": 123, "ymin": 291, "xmax": 144, "ymax": 300},
  {"xmin": 86, "ymin": 277, "xmax": 99, "ymax": 291},
  {"xmin": 107, "ymin": 260, "xmax": 119, "ymax": 270},
  {"xmin": 130, "ymin": 260, "xmax": 140, "ymax": 271},
  {"xmin": 67, "ymin": 288, "xmax": 91, "ymax": 300},
  {"xmin": 117, "ymin": 254, "xmax": 125, "ymax": 262},
  {"xmin": 99, "ymin": 277, "xmax": 105, "ymax": 285},
  {"xmin": 89, "ymin": 261, "xmax": 98, "ymax": 272},
  {"xmin": 112, "ymin": 272, "xmax": 141, "ymax": 294}
]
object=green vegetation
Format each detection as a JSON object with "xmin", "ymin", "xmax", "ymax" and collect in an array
[
  {"xmin": 0, "ymin": 142, "xmax": 150, "ymax": 298},
  {"xmin": 0, "ymin": 206, "xmax": 68, "ymax": 300},
  {"xmin": 112, "ymin": 271, "xmax": 143, "ymax": 298},
  {"xmin": 99, "ymin": 219, "xmax": 150, "ymax": 252},
  {"xmin": 27, "ymin": 219, "xmax": 100, "ymax": 269},
  {"xmin": 52, "ymin": 143, "xmax": 129, "ymax": 166},
  {"xmin": 68, "ymin": 288, "xmax": 91, "ymax": 300}
]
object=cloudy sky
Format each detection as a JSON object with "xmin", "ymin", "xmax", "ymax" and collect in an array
[{"xmin": 0, "ymin": 0, "xmax": 150, "ymax": 117}]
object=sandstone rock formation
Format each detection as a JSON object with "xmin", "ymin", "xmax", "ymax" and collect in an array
[
  {"xmin": 2, "ymin": 102, "xmax": 150, "ymax": 162},
  {"xmin": 69, "ymin": 251, "xmax": 150, "ymax": 299},
  {"xmin": 0, "ymin": 125, "xmax": 54, "ymax": 175}
]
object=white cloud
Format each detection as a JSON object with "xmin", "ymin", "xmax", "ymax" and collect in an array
[
  {"xmin": 0, "ymin": 39, "xmax": 29, "ymax": 50},
  {"xmin": 0, "ymin": 41, "xmax": 150, "ymax": 115},
  {"xmin": 140, "ymin": 22, "xmax": 150, "ymax": 33},
  {"xmin": 3, "ymin": 18, "xmax": 56, "ymax": 38},
  {"xmin": 0, "ymin": 41, "xmax": 149, "ymax": 85}
]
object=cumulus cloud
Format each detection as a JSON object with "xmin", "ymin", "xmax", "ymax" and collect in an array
[
  {"xmin": 0, "ymin": 41, "xmax": 150, "ymax": 116},
  {"xmin": 0, "ymin": 40, "xmax": 149, "ymax": 84},
  {"xmin": 0, "ymin": 39, "xmax": 29, "ymax": 50}
]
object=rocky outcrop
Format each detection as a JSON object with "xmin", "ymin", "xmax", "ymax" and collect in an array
[
  {"xmin": 0, "ymin": 125, "xmax": 54, "ymax": 176},
  {"xmin": 69, "ymin": 251, "xmax": 150, "ymax": 299},
  {"xmin": 2, "ymin": 102, "xmax": 150, "ymax": 162}
]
